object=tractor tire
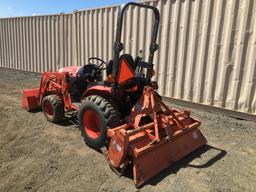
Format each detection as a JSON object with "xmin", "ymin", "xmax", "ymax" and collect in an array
[
  {"xmin": 78, "ymin": 95, "xmax": 120, "ymax": 150},
  {"xmin": 42, "ymin": 95, "xmax": 64, "ymax": 123}
]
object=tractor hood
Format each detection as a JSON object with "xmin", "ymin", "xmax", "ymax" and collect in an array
[{"xmin": 58, "ymin": 66, "xmax": 81, "ymax": 77}]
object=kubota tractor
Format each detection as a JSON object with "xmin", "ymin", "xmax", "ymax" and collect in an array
[{"xmin": 22, "ymin": 2, "xmax": 206, "ymax": 187}]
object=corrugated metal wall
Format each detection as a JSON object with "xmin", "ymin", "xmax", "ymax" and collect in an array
[
  {"xmin": 0, "ymin": 14, "xmax": 75, "ymax": 72},
  {"xmin": 0, "ymin": 0, "xmax": 255, "ymax": 117}
]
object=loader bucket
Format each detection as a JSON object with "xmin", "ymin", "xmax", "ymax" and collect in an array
[
  {"xmin": 22, "ymin": 88, "xmax": 40, "ymax": 111},
  {"xmin": 106, "ymin": 86, "xmax": 207, "ymax": 187}
]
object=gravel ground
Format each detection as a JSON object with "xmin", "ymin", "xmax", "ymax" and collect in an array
[{"xmin": 0, "ymin": 67, "xmax": 256, "ymax": 192}]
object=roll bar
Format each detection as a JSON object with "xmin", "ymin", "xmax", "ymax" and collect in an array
[{"xmin": 112, "ymin": 2, "xmax": 160, "ymax": 82}]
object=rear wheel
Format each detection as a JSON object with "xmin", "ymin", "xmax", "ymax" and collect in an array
[
  {"xmin": 42, "ymin": 95, "xmax": 64, "ymax": 123},
  {"xmin": 78, "ymin": 95, "xmax": 120, "ymax": 150}
]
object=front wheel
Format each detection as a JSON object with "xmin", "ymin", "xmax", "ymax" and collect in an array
[
  {"xmin": 78, "ymin": 95, "xmax": 120, "ymax": 150},
  {"xmin": 42, "ymin": 95, "xmax": 64, "ymax": 123}
]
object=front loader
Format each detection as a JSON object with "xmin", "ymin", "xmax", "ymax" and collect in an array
[{"xmin": 22, "ymin": 2, "xmax": 206, "ymax": 187}]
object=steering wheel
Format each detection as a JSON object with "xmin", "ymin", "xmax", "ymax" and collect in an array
[{"xmin": 88, "ymin": 57, "xmax": 108, "ymax": 70}]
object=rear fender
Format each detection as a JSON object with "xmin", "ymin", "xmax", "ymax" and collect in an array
[{"xmin": 82, "ymin": 85, "xmax": 113, "ymax": 100}]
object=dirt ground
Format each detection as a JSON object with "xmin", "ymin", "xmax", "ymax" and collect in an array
[{"xmin": 0, "ymin": 67, "xmax": 255, "ymax": 192}]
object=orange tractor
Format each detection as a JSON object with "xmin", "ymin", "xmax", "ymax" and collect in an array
[{"xmin": 22, "ymin": 2, "xmax": 206, "ymax": 187}]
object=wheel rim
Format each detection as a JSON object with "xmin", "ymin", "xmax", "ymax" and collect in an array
[
  {"xmin": 83, "ymin": 109, "xmax": 101, "ymax": 139},
  {"xmin": 44, "ymin": 100, "xmax": 53, "ymax": 117}
]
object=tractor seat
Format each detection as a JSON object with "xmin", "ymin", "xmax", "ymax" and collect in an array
[
  {"xmin": 70, "ymin": 64, "xmax": 99, "ymax": 102},
  {"xmin": 77, "ymin": 64, "xmax": 100, "ymax": 82}
]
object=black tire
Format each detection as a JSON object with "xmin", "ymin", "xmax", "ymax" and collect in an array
[
  {"xmin": 78, "ymin": 95, "xmax": 120, "ymax": 150},
  {"xmin": 42, "ymin": 95, "xmax": 64, "ymax": 123}
]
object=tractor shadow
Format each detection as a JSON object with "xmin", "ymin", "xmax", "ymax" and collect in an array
[
  {"xmin": 30, "ymin": 109, "xmax": 77, "ymax": 127},
  {"xmin": 58, "ymin": 115, "xmax": 78, "ymax": 127},
  {"xmin": 29, "ymin": 109, "xmax": 41, "ymax": 113},
  {"xmin": 57, "ymin": 110, "xmax": 79, "ymax": 127},
  {"xmin": 123, "ymin": 144, "xmax": 227, "ymax": 188}
]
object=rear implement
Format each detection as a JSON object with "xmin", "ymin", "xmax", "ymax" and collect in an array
[{"xmin": 106, "ymin": 86, "xmax": 207, "ymax": 187}]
